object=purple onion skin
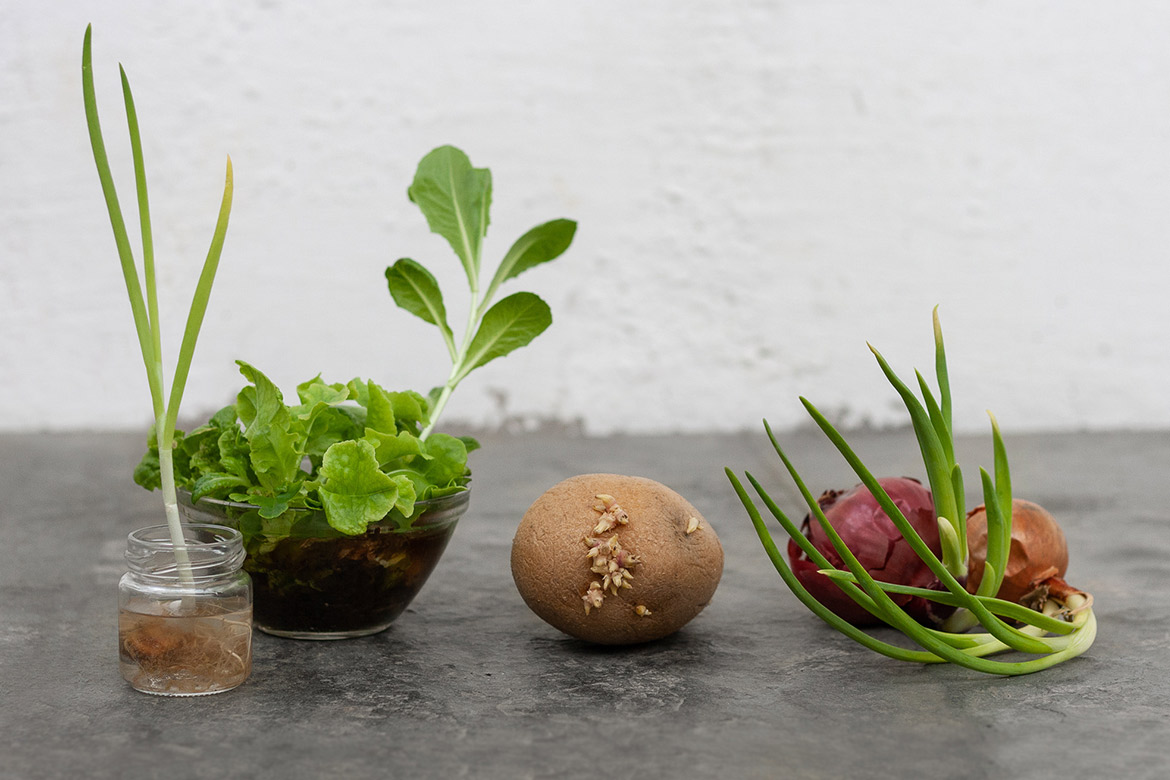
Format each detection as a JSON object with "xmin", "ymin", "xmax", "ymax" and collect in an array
[{"xmin": 788, "ymin": 477, "xmax": 954, "ymax": 627}]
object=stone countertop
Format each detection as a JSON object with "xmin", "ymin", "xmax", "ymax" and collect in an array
[{"xmin": 1, "ymin": 428, "xmax": 1166, "ymax": 779}]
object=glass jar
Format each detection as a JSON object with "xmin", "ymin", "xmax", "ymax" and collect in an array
[{"xmin": 118, "ymin": 523, "xmax": 253, "ymax": 696}]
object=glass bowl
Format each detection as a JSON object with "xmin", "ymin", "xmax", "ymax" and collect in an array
[{"xmin": 179, "ymin": 490, "xmax": 469, "ymax": 639}]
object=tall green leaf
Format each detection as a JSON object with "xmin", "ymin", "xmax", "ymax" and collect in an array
[
  {"xmin": 933, "ymin": 306, "xmax": 952, "ymax": 433},
  {"xmin": 119, "ymin": 64, "xmax": 162, "ymax": 411},
  {"xmin": 869, "ymin": 344, "xmax": 959, "ymax": 552},
  {"xmin": 456, "ymin": 292, "xmax": 551, "ymax": 382},
  {"xmin": 407, "ymin": 145, "xmax": 491, "ymax": 289},
  {"xmin": 976, "ymin": 467, "xmax": 1009, "ymax": 598},
  {"xmin": 162, "ymin": 156, "xmax": 233, "ymax": 440},
  {"xmin": 81, "ymin": 27, "xmax": 161, "ymax": 416}
]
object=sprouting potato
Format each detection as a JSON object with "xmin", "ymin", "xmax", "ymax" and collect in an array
[{"xmin": 511, "ymin": 474, "xmax": 723, "ymax": 645}]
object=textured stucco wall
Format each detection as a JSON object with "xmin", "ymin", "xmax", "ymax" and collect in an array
[{"xmin": 3, "ymin": 2, "xmax": 1170, "ymax": 436}]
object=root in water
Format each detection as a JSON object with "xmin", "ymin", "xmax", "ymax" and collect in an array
[{"xmin": 119, "ymin": 601, "xmax": 252, "ymax": 696}]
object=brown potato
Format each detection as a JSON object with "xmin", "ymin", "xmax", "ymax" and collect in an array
[{"xmin": 511, "ymin": 473, "xmax": 723, "ymax": 645}]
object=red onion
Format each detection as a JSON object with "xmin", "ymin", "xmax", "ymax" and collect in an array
[{"xmin": 788, "ymin": 477, "xmax": 950, "ymax": 626}]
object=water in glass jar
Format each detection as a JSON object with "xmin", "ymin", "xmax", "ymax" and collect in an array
[{"xmin": 119, "ymin": 600, "xmax": 252, "ymax": 696}]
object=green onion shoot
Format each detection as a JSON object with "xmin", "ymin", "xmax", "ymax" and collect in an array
[
  {"xmin": 82, "ymin": 25, "xmax": 233, "ymax": 581},
  {"xmin": 727, "ymin": 308, "xmax": 1096, "ymax": 675}
]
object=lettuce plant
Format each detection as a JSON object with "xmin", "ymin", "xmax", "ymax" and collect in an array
[
  {"xmin": 387, "ymin": 145, "xmax": 577, "ymax": 437},
  {"xmin": 136, "ymin": 146, "xmax": 576, "ymax": 540},
  {"xmin": 83, "ymin": 26, "xmax": 233, "ymax": 579}
]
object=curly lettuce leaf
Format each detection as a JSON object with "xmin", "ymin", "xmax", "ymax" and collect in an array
[
  {"xmin": 133, "ymin": 442, "xmax": 162, "ymax": 491},
  {"xmin": 418, "ymin": 433, "xmax": 470, "ymax": 487},
  {"xmin": 296, "ymin": 374, "xmax": 350, "ymax": 406},
  {"xmin": 135, "ymin": 366, "xmax": 471, "ymax": 537},
  {"xmin": 191, "ymin": 471, "xmax": 252, "ymax": 503},
  {"xmin": 236, "ymin": 361, "xmax": 305, "ymax": 492},
  {"xmin": 317, "ymin": 439, "xmax": 417, "ymax": 534},
  {"xmin": 181, "ymin": 405, "xmax": 239, "ymax": 476},
  {"xmin": 216, "ymin": 426, "xmax": 252, "ymax": 482},
  {"xmin": 301, "ymin": 407, "xmax": 362, "ymax": 464},
  {"xmin": 381, "ymin": 432, "xmax": 471, "ymax": 501},
  {"xmin": 363, "ymin": 428, "xmax": 425, "ymax": 467},
  {"xmin": 290, "ymin": 380, "xmax": 362, "ymax": 465},
  {"xmin": 365, "ymin": 380, "xmax": 397, "ymax": 434},
  {"xmin": 387, "ymin": 390, "xmax": 430, "ymax": 432},
  {"xmin": 247, "ymin": 482, "xmax": 306, "ymax": 520}
]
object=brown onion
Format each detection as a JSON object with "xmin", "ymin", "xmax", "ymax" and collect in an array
[{"xmin": 966, "ymin": 499, "xmax": 1069, "ymax": 604}]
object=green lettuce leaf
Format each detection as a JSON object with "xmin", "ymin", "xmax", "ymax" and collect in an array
[
  {"xmin": 236, "ymin": 361, "xmax": 305, "ymax": 492},
  {"xmin": 482, "ymin": 219, "xmax": 576, "ymax": 303},
  {"xmin": 365, "ymin": 380, "xmax": 397, "ymax": 435},
  {"xmin": 386, "ymin": 258, "xmax": 455, "ymax": 355},
  {"xmin": 418, "ymin": 433, "xmax": 469, "ymax": 487},
  {"xmin": 217, "ymin": 426, "xmax": 253, "ymax": 482},
  {"xmin": 301, "ymin": 406, "xmax": 362, "ymax": 463},
  {"xmin": 456, "ymin": 292, "xmax": 552, "ymax": 381},
  {"xmin": 364, "ymin": 428, "xmax": 425, "ymax": 467},
  {"xmin": 317, "ymin": 439, "xmax": 414, "ymax": 535},
  {"xmin": 407, "ymin": 145, "xmax": 492, "ymax": 287},
  {"xmin": 388, "ymin": 390, "xmax": 430, "ymax": 433},
  {"xmin": 191, "ymin": 472, "xmax": 251, "ymax": 503},
  {"xmin": 296, "ymin": 375, "xmax": 350, "ymax": 406},
  {"xmin": 248, "ymin": 482, "xmax": 305, "ymax": 520},
  {"xmin": 134, "ymin": 363, "xmax": 472, "ymax": 538},
  {"xmin": 133, "ymin": 446, "xmax": 162, "ymax": 491}
]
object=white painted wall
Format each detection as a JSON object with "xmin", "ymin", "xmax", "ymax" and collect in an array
[{"xmin": 4, "ymin": 2, "xmax": 1170, "ymax": 436}]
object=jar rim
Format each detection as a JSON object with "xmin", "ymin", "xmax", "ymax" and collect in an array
[
  {"xmin": 125, "ymin": 523, "xmax": 246, "ymax": 577},
  {"xmin": 127, "ymin": 523, "xmax": 243, "ymax": 549}
]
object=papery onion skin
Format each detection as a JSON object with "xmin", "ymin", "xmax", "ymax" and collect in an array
[
  {"xmin": 788, "ymin": 477, "xmax": 949, "ymax": 626},
  {"xmin": 966, "ymin": 499, "xmax": 1069, "ymax": 604}
]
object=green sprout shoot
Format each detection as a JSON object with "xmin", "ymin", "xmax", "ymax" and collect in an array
[
  {"xmin": 83, "ymin": 26, "xmax": 233, "ymax": 580},
  {"xmin": 727, "ymin": 309, "xmax": 1096, "ymax": 675},
  {"xmin": 385, "ymin": 145, "xmax": 576, "ymax": 439}
]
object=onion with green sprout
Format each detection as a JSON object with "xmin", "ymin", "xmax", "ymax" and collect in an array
[
  {"xmin": 966, "ymin": 498, "xmax": 1078, "ymax": 610},
  {"xmin": 82, "ymin": 25, "xmax": 233, "ymax": 579},
  {"xmin": 726, "ymin": 309, "xmax": 1096, "ymax": 675},
  {"xmin": 789, "ymin": 476, "xmax": 948, "ymax": 627}
]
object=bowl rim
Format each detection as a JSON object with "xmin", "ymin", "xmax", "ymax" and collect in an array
[{"xmin": 177, "ymin": 486, "xmax": 471, "ymax": 533}]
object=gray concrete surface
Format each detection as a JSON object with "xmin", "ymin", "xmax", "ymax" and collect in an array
[{"xmin": 1, "ymin": 428, "xmax": 1166, "ymax": 779}]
